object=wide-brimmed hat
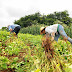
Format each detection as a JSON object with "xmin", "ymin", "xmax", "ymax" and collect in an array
[{"xmin": 40, "ymin": 27, "xmax": 45, "ymax": 32}]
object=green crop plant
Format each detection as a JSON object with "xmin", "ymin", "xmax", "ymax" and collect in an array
[{"xmin": 0, "ymin": 30, "xmax": 72, "ymax": 72}]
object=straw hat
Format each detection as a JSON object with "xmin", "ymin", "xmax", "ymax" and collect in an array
[{"xmin": 40, "ymin": 27, "xmax": 45, "ymax": 32}]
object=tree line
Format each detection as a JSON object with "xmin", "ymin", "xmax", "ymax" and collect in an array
[
  {"xmin": 1, "ymin": 10, "xmax": 72, "ymax": 37},
  {"xmin": 14, "ymin": 10, "xmax": 72, "ymax": 28}
]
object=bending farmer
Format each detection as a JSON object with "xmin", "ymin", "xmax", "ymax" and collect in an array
[
  {"xmin": 8, "ymin": 24, "xmax": 21, "ymax": 36},
  {"xmin": 40, "ymin": 24, "xmax": 72, "ymax": 44}
]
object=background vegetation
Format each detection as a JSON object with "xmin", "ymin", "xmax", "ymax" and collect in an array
[
  {"xmin": 1, "ymin": 10, "xmax": 72, "ymax": 37},
  {"xmin": 14, "ymin": 10, "xmax": 72, "ymax": 27},
  {"xmin": 14, "ymin": 10, "xmax": 72, "ymax": 37}
]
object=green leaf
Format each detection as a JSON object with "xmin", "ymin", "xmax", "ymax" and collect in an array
[
  {"xmin": 2, "ymin": 64, "xmax": 7, "ymax": 69},
  {"xmin": 13, "ymin": 57, "xmax": 18, "ymax": 62}
]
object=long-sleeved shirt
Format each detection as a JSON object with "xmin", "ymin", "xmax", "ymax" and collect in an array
[
  {"xmin": 45, "ymin": 24, "xmax": 59, "ymax": 37},
  {"xmin": 8, "ymin": 24, "xmax": 20, "ymax": 31}
]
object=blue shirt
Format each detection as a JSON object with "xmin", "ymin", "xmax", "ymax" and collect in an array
[{"xmin": 8, "ymin": 24, "xmax": 20, "ymax": 31}]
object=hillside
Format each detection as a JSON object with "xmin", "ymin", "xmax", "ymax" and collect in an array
[{"xmin": 0, "ymin": 30, "xmax": 72, "ymax": 72}]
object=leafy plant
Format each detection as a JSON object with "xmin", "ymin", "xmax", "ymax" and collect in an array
[{"xmin": 0, "ymin": 30, "xmax": 72, "ymax": 72}]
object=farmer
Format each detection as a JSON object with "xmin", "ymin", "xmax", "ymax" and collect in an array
[
  {"xmin": 40, "ymin": 24, "xmax": 72, "ymax": 44},
  {"xmin": 8, "ymin": 24, "xmax": 21, "ymax": 36}
]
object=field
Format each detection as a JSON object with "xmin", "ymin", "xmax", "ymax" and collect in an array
[{"xmin": 0, "ymin": 30, "xmax": 72, "ymax": 72}]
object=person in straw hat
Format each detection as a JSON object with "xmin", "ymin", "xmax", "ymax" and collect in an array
[
  {"xmin": 8, "ymin": 24, "xmax": 21, "ymax": 37},
  {"xmin": 40, "ymin": 24, "xmax": 72, "ymax": 44}
]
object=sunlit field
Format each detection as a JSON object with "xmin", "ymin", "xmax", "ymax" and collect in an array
[{"xmin": 0, "ymin": 30, "xmax": 72, "ymax": 72}]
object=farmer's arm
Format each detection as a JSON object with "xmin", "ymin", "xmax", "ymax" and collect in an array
[
  {"xmin": 51, "ymin": 32, "xmax": 55, "ymax": 41},
  {"xmin": 10, "ymin": 28, "xmax": 13, "ymax": 32},
  {"xmin": 46, "ymin": 29, "xmax": 55, "ymax": 41},
  {"xmin": 8, "ymin": 26, "xmax": 13, "ymax": 32}
]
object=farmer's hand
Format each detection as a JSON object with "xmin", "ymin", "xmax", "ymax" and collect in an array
[{"xmin": 10, "ymin": 28, "xmax": 13, "ymax": 32}]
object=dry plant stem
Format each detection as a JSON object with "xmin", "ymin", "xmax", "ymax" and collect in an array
[
  {"xmin": 42, "ymin": 35, "xmax": 54, "ymax": 60},
  {"xmin": 41, "ymin": 35, "xmax": 65, "ymax": 72}
]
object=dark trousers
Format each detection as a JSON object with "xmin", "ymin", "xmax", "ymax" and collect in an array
[{"xmin": 12, "ymin": 26, "xmax": 21, "ymax": 35}]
